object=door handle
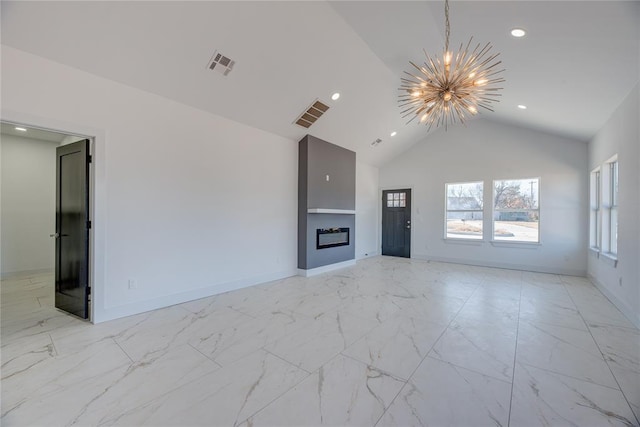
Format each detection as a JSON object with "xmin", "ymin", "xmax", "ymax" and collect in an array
[
  {"xmin": 406, "ymin": 225, "xmax": 411, "ymax": 229},
  {"xmin": 50, "ymin": 233, "xmax": 59, "ymax": 238}
]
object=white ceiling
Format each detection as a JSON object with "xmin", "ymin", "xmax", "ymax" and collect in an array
[{"xmin": 1, "ymin": 1, "xmax": 638, "ymax": 166}]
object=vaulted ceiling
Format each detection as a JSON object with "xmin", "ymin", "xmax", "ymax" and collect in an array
[{"xmin": 2, "ymin": 1, "xmax": 638, "ymax": 166}]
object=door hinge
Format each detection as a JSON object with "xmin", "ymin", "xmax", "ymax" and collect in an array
[
  {"xmin": 88, "ymin": 155, "xmax": 93, "ymax": 163},
  {"xmin": 87, "ymin": 286, "xmax": 91, "ymax": 295},
  {"xmin": 87, "ymin": 220, "xmax": 92, "ymax": 229}
]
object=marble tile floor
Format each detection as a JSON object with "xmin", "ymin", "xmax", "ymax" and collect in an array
[{"xmin": 1, "ymin": 257, "xmax": 638, "ymax": 426}]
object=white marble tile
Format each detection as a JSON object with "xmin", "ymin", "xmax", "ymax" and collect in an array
[
  {"xmin": 589, "ymin": 323, "xmax": 640, "ymax": 421},
  {"xmin": 1, "ymin": 339, "xmax": 132, "ymax": 424},
  {"xmin": 510, "ymin": 363, "xmax": 637, "ymax": 427},
  {"xmin": 244, "ymin": 354, "xmax": 405, "ymax": 426},
  {"xmin": 1, "ymin": 333, "xmax": 56, "ymax": 380},
  {"xmin": 390, "ymin": 291, "xmax": 466, "ymax": 326},
  {"xmin": 456, "ymin": 291, "xmax": 520, "ymax": 325},
  {"xmin": 430, "ymin": 315, "xmax": 517, "ymax": 382},
  {"xmin": 517, "ymin": 320, "xmax": 618, "ymax": 388},
  {"xmin": 0, "ymin": 306, "xmax": 86, "ymax": 344},
  {"xmin": 50, "ymin": 310, "xmax": 158, "ymax": 356},
  {"xmin": 286, "ymin": 290, "xmax": 345, "ymax": 318},
  {"xmin": 228, "ymin": 284, "xmax": 331, "ymax": 318},
  {"xmin": 2, "ymin": 261, "xmax": 638, "ymax": 427},
  {"xmin": 189, "ymin": 310, "xmax": 313, "ymax": 366},
  {"xmin": 0, "ymin": 296, "xmax": 42, "ymax": 319},
  {"xmin": 105, "ymin": 350, "xmax": 308, "ymax": 426},
  {"xmin": 264, "ymin": 310, "xmax": 375, "ymax": 372},
  {"xmin": 479, "ymin": 279, "xmax": 523, "ymax": 300},
  {"xmin": 561, "ymin": 275, "xmax": 603, "ymax": 300},
  {"xmin": 3, "ymin": 344, "xmax": 220, "ymax": 426},
  {"xmin": 378, "ymin": 356, "xmax": 511, "ymax": 427},
  {"xmin": 519, "ymin": 293, "xmax": 587, "ymax": 330},
  {"xmin": 342, "ymin": 315, "xmax": 445, "ymax": 380},
  {"xmin": 337, "ymin": 294, "xmax": 403, "ymax": 324},
  {"xmin": 573, "ymin": 293, "xmax": 637, "ymax": 329},
  {"xmin": 259, "ymin": 274, "xmax": 333, "ymax": 296},
  {"xmin": 114, "ymin": 305, "xmax": 251, "ymax": 362}
]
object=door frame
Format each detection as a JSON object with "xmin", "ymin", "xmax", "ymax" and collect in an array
[
  {"xmin": 2, "ymin": 111, "xmax": 105, "ymax": 323},
  {"xmin": 379, "ymin": 185, "xmax": 414, "ymax": 258}
]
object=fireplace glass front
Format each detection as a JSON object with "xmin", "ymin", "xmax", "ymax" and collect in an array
[{"xmin": 317, "ymin": 228, "xmax": 349, "ymax": 249}]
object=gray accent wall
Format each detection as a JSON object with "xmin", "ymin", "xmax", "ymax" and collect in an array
[{"xmin": 298, "ymin": 135, "xmax": 356, "ymax": 270}]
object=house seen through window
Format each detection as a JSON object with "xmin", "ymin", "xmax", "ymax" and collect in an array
[
  {"xmin": 445, "ymin": 181, "xmax": 483, "ymax": 240},
  {"xmin": 493, "ymin": 178, "xmax": 540, "ymax": 243}
]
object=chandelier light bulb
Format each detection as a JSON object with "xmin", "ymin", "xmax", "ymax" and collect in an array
[
  {"xmin": 444, "ymin": 51, "xmax": 452, "ymax": 66},
  {"xmin": 398, "ymin": 0, "xmax": 505, "ymax": 130}
]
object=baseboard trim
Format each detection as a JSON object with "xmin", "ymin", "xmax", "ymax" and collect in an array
[
  {"xmin": 587, "ymin": 274, "xmax": 640, "ymax": 329},
  {"xmin": 1, "ymin": 268, "xmax": 54, "ymax": 279},
  {"xmin": 411, "ymin": 254, "xmax": 586, "ymax": 277},
  {"xmin": 297, "ymin": 259, "xmax": 357, "ymax": 277},
  {"xmin": 94, "ymin": 268, "xmax": 297, "ymax": 324}
]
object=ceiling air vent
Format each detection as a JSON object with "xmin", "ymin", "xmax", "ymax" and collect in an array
[
  {"xmin": 207, "ymin": 50, "xmax": 235, "ymax": 76},
  {"xmin": 294, "ymin": 99, "xmax": 330, "ymax": 128}
]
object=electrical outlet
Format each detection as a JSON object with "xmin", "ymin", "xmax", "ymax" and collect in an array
[
  {"xmin": 619, "ymin": 277, "xmax": 623, "ymax": 286},
  {"xmin": 128, "ymin": 279, "xmax": 138, "ymax": 290}
]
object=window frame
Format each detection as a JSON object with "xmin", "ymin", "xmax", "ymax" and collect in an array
[
  {"xmin": 601, "ymin": 157, "xmax": 618, "ymax": 258},
  {"xmin": 589, "ymin": 168, "xmax": 601, "ymax": 251},
  {"xmin": 492, "ymin": 177, "xmax": 541, "ymax": 244},
  {"xmin": 444, "ymin": 181, "xmax": 484, "ymax": 241}
]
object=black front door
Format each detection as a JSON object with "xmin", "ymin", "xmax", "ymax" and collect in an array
[
  {"xmin": 54, "ymin": 139, "xmax": 90, "ymax": 319},
  {"xmin": 382, "ymin": 189, "xmax": 411, "ymax": 258}
]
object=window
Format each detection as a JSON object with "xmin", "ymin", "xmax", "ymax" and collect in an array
[
  {"xmin": 610, "ymin": 161, "xmax": 618, "ymax": 255},
  {"xmin": 601, "ymin": 158, "xmax": 618, "ymax": 256},
  {"xmin": 589, "ymin": 168, "xmax": 601, "ymax": 250},
  {"xmin": 493, "ymin": 178, "xmax": 539, "ymax": 242},
  {"xmin": 386, "ymin": 191, "xmax": 406, "ymax": 207},
  {"xmin": 445, "ymin": 181, "xmax": 483, "ymax": 240}
]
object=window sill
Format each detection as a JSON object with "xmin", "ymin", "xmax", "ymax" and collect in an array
[
  {"xmin": 600, "ymin": 252, "xmax": 618, "ymax": 267},
  {"xmin": 443, "ymin": 238, "xmax": 484, "ymax": 245},
  {"xmin": 490, "ymin": 240, "xmax": 541, "ymax": 248}
]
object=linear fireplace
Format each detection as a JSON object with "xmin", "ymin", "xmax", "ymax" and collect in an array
[{"xmin": 317, "ymin": 227, "xmax": 349, "ymax": 249}]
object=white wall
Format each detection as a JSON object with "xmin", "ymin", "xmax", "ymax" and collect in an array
[
  {"xmin": 588, "ymin": 84, "xmax": 639, "ymax": 327},
  {"xmin": 2, "ymin": 46, "xmax": 304, "ymax": 322},
  {"xmin": 355, "ymin": 161, "xmax": 379, "ymax": 259},
  {"xmin": 1, "ymin": 133, "xmax": 57, "ymax": 275},
  {"xmin": 380, "ymin": 119, "xmax": 588, "ymax": 276}
]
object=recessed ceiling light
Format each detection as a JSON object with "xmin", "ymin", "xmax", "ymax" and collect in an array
[
  {"xmin": 331, "ymin": 92, "xmax": 340, "ymax": 101},
  {"xmin": 15, "ymin": 127, "xmax": 27, "ymax": 132},
  {"xmin": 390, "ymin": 131, "xmax": 397, "ymax": 137},
  {"xmin": 517, "ymin": 105, "xmax": 527, "ymax": 110},
  {"xmin": 511, "ymin": 28, "xmax": 526, "ymax": 38}
]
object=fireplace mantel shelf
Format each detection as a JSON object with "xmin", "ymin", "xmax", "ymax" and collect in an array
[{"xmin": 307, "ymin": 208, "xmax": 356, "ymax": 215}]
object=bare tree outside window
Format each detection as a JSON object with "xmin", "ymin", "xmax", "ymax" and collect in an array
[{"xmin": 493, "ymin": 178, "xmax": 539, "ymax": 242}]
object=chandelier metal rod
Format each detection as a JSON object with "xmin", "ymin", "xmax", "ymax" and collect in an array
[{"xmin": 396, "ymin": 0, "xmax": 505, "ymax": 130}]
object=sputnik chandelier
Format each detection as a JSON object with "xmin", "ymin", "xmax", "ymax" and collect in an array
[{"xmin": 399, "ymin": 0, "xmax": 505, "ymax": 130}]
